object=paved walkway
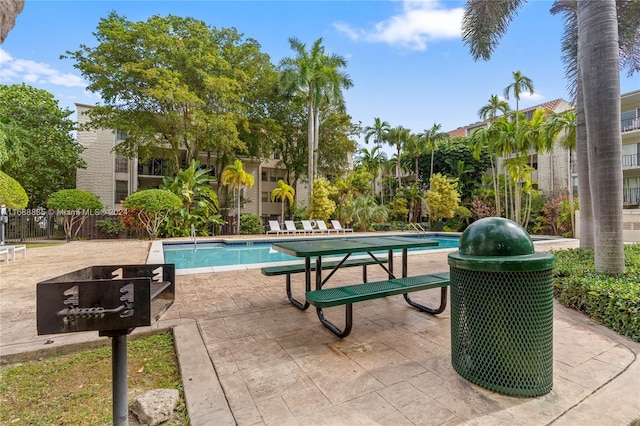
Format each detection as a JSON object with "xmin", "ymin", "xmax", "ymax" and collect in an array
[{"xmin": 1, "ymin": 238, "xmax": 638, "ymax": 425}]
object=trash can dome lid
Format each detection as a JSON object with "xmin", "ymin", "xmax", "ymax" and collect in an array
[{"xmin": 459, "ymin": 217, "xmax": 534, "ymax": 256}]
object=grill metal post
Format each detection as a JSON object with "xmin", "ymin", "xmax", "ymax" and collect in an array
[{"xmin": 112, "ymin": 332, "xmax": 128, "ymax": 426}]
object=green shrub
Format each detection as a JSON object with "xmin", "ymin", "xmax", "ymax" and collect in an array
[
  {"xmin": 46, "ymin": 189, "xmax": 102, "ymax": 241},
  {"xmin": 122, "ymin": 189, "xmax": 181, "ymax": 239},
  {"xmin": 0, "ymin": 171, "xmax": 28, "ymax": 208},
  {"xmin": 240, "ymin": 214, "xmax": 263, "ymax": 235},
  {"xmin": 96, "ymin": 218, "xmax": 125, "ymax": 238},
  {"xmin": 553, "ymin": 244, "xmax": 640, "ymax": 342}
]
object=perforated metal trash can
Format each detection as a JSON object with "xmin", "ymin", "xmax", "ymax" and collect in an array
[{"xmin": 448, "ymin": 217, "xmax": 555, "ymax": 397}]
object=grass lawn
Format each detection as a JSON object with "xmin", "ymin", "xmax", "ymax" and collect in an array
[{"xmin": 0, "ymin": 331, "xmax": 187, "ymax": 425}]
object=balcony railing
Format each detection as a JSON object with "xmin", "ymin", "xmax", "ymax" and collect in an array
[
  {"xmin": 622, "ymin": 117, "xmax": 639, "ymax": 133},
  {"xmin": 138, "ymin": 159, "xmax": 164, "ymax": 176},
  {"xmin": 623, "ymin": 153, "xmax": 640, "ymax": 170}
]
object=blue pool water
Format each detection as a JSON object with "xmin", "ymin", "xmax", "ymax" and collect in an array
[{"xmin": 163, "ymin": 235, "xmax": 461, "ymax": 270}]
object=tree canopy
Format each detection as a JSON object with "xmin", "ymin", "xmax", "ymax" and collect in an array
[
  {"xmin": 65, "ymin": 12, "xmax": 278, "ymax": 174},
  {"xmin": 0, "ymin": 84, "xmax": 85, "ymax": 208}
]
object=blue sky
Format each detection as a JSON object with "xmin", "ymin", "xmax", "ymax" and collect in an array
[{"xmin": 1, "ymin": 0, "xmax": 638, "ymax": 156}]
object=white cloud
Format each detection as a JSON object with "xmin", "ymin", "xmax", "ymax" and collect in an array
[
  {"xmin": 334, "ymin": 1, "xmax": 464, "ymax": 51},
  {"xmin": 0, "ymin": 47, "xmax": 86, "ymax": 88}
]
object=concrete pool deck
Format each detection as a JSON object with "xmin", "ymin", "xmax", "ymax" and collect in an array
[{"xmin": 1, "ymin": 236, "xmax": 639, "ymax": 425}]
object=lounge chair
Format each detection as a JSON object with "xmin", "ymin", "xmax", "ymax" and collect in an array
[
  {"xmin": 267, "ymin": 220, "xmax": 288, "ymax": 236},
  {"xmin": 316, "ymin": 220, "xmax": 339, "ymax": 233},
  {"xmin": 284, "ymin": 220, "xmax": 304, "ymax": 234},
  {"xmin": 0, "ymin": 248, "xmax": 9, "ymax": 263},
  {"xmin": 331, "ymin": 220, "xmax": 353, "ymax": 233},
  {"xmin": 3, "ymin": 244, "xmax": 26, "ymax": 262},
  {"xmin": 301, "ymin": 220, "xmax": 320, "ymax": 234}
]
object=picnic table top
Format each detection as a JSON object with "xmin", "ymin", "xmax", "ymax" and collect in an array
[{"xmin": 271, "ymin": 235, "xmax": 439, "ymax": 258}]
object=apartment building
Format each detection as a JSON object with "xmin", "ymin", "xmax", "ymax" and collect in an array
[
  {"xmin": 75, "ymin": 103, "xmax": 310, "ymax": 218},
  {"xmin": 622, "ymin": 90, "xmax": 640, "ymax": 206},
  {"xmin": 448, "ymin": 92, "xmax": 640, "ymax": 205}
]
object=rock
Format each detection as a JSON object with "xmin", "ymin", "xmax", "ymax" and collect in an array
[{"xmin": 130, "ymin": 389, "xmax": 179, "ymax": 426}]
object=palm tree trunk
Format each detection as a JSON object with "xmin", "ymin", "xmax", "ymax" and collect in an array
[
  {"xmin": 578, "ymin": 0, "xmax": 624, "ymax": 274},
  {"xmin": 576, "ymin": 73, "xmax": 594, "ymax": 248},
  {"xmin": 307, "ymin": 95, "xmax": 314, "ymax": 201}
]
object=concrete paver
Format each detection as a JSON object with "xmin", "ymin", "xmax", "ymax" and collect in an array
[{"xmin": 1, "ymin": 238, "xmax": 638, "ymax": 425}]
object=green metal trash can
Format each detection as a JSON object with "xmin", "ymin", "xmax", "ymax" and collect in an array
[{"xmin": 448, "ymin": 217, "xmax": 555, "ymax": 397}]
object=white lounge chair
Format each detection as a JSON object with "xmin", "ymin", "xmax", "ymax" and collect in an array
[
  {"xmin": 0, "ymin": 248, "xmax": 9, "ymax": 263},
  {"xmin": 331, "ymin": 220, "xmax": 353, "ymax": 233},
  {"xmin": 3, "ymin": 244, "xmax": 26, "ymax": 262},
  {"xmin": 316, "ymin": 220, "xmax": 338, "ymax": 233},
  {"xmin": 267, "ymin": 220, "xmax": 288, "ymax": 236},
  {"xmin": 284, "ymin": 220, "xmax": 304, "ymax": 234},
  {"xmin": 301, "ymin": 220, "xmax": 320, "ymax": 234}
]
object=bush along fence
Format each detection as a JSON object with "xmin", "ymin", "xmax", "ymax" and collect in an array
[{"xmin": 3, "ymin": 210, "xmax": 280, "ymax": 241}]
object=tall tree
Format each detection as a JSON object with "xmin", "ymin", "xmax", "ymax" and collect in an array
[
  {"xmin": 279, "ymin": 37, "xmax": 352, "ymax": 201},
  {"xmin": 65, "ymin": 13, "xmax": 275, "ymax": 174},
  {"xmin": 386, "ymin": 126, "xmax": 411, "ymax": 190},
  {"xmin": 0, "ymin": 84, "xmax": 85, "ymax": 208},
  {"xmin": 363, "ymin": 117, "xmax": 391, "ymax": 149},
  {"xmin": 271, "ymin": 179, "xmax": 295, "ymax": 222},
  {"xmin": 220, "ymin": 159, "xmax": 255, "ymax": 235},
  {"xmin": 419, "ymin": 123, "xmax": 450, "ymax": 186},
  {"xmin": 462, "ymin": 0, "xmax": 629, "ymax": 273},
  {"xmin": 478, "ymin": 94, "xmax": 510, "ymax": 122},
  {"xmin": 503, "ymin": 70, "xmax": 535, "ymax": 120}
]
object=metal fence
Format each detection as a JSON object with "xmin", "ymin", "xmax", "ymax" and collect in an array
[{"xmin": 3, "ymin": 211, "xmax": 281, "ymax": 242}]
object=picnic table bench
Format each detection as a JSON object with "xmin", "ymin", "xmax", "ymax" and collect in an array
[
  {"xmin": 262, "ymin": 256, "xmax": 388, "ymax": 310},
  {"xmin": 306, "ymin": 272, "xmax": 450, "ymax": 337}
]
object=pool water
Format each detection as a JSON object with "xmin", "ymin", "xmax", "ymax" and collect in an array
[{"xmin": 163, "ymin": 235, "xmax": 461, "ymax": 270}]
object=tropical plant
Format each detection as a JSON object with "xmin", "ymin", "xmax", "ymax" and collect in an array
[
  {"xmin": 0, "ymin": 171, "xmax": 28, "ymax": 209},
  {"xmin": 271, "ymin": 179, "xmax": 295, "ymax": 222},
  {"xmin": 356, "ymin": 146, "xmax": 384, "ymax": 197},
  {"xmin": 162, "ymin": 160, "xmax": 222, "ymax": 237},
  {"xmin": 95, "ymin": 217, "xmax": 125, "ymax": 238},
  {"xmin": 121, "ymin": 189, "xmax": 181, "ymax": 239},
  {"xmin": 279, "ymin": 37, "xmax": 353, "ymax": 200},
  {"xmin": 220, "ymin": 159, "xmax": 255, "ymax": 235},
  {"xmin": 387, "ymin": 197, "xmax": 409, "ymax": 222},
  {"xmin": 239, "ymin": 213, "xmax": 263, "ymax": 235},
  {"xmin": 46, "ymin": 189, "xmax": 103, "ymax": 241},
  {"xmin": 418, "ymin": 123, "xmax": 450, "ymax": 186},
  {"xmin": 306, "ymin": 178, "xmax": 336, "ymax": 222},
  {"xmin": 344, "ymin": 195, "xmax": 388, "ymax": 232},
  {"xmin": 398, "ymin": 183, "xmax": 425, "ymax": 223},
  {"xmin": 425, "ymin": 173, "xmax": 460, "ymax": 227},
  {"xmin": 385, "ymin": 126, "xmax": 411, "ymax": 189}
]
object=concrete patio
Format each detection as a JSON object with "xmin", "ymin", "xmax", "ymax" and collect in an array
[{"xmin": 1, "ymin": 238, "xmax": 638, "ymax": 425}]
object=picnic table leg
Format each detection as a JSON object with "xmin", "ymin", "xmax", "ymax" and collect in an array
[
  {"xmin": 403, "ymin": 287, "xmax": 448, "ymax": 314},
  {"xmin": 401, "ymin": 246, "xmax": 448, "ymax": 313},
  {"xmin": 316, "ymin": 305, "xmax": 353, "ymax": 338},
  {"xmin": 286, "ymin": 273, "xmax": 310, "ymax": 310}
]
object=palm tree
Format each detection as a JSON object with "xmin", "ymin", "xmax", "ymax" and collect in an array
[
  {"xmin": 271, "ymin": 179, "xmax": 295, "ymax": 223},
  {"xmin": 279, "ymin": 37, "xmax": 352, "ymax": 201},
  {"xmin": 418, "ymin": 123, "xmax": 450, "ymax": 187},
  {"xmin": 386, "ymin": 126, "xmax": 411, "ymax": 189},
  {"xmin": 363, "ymin": 117, "xmax": 391, "ymax": 150},
  {"xmin": 220, "ymin": 159, "xmax": 255, "ymax": 235},
  {"xmin": 504, "ymin": 71, "xmax": 534, "ymax": 120},
  {"xmin": 357, "ymin": 146, "xmax": 384, "ymax": 197},
  {"xmin": 462, "ymin": 0, "xmax": 626, "ymax": 273},
  {"xmin": 478, "ymin": 94, "xmax": 510, "ymax": 122}
]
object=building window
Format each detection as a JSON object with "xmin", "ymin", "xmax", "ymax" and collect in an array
[
  {"xmin": 270, "ymin": 173, "xmax": 277, "ymax": 182},
  {"xmin": 115, "ymin": 180, "xmax": 128, "ymax": 205},
  {"xmin": 273, "ymin": 152, "xmax": 281, "ymax": 160},
  {"xmin": 116, "ymin": 129, "xmax": 127, "ymax": 141},
  {"xmin": 115, "ymin": 156, "xmax": 128, "ymax": 173},
  {"xmin": 262, "ymin": 192, "xmax": 270, "ymax": 203},
  {"xmin": 262, "ymin": 171, "xmax": 268, "ymax": 181}
]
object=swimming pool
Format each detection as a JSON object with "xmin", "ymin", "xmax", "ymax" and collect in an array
[{"xmin": 161, "ymin": 234, "xmax": 461, "ymax": 273}]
